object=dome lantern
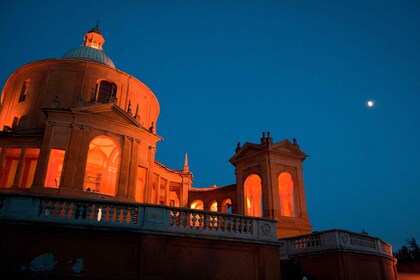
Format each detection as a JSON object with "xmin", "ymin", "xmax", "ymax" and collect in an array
[{"xmin": 62, "ymin": 24, "xmax": 115, "ymax": 68}]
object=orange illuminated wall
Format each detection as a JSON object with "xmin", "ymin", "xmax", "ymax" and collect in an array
[
  {"xmin": 169, "ymin": 185, "xmax": 180, "ymax": 207},
  {"xmin": 0, "ymin": 148, "xmax": 22, "ymax": 188},
  {"xmin": 84, "ymin": 136, "xmax": 120, "ymax": 196},
  {"xmin": 45, "ymin": 149, "xmax": 65, "ymax": 188},
  {"xmin": 278, "ymin": 172, "xmax": 295, "ymax": 217},
  {"xmin": 244, "ymin": 174, "xmax": 263, "ymax": 217},
  {"xmin": 135, "ymin": 167, "xmax": 147, "ymax": 202}
]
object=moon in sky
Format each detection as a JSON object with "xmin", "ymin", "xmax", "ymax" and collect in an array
[{"xmin": 367, "ymin": 101, "xmax": 374, "ymax": 107}]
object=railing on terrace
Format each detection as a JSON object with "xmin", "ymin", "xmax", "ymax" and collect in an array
[
  {"xmin": 0, "ymin": 193, "xmax": 277, "ymax": 243},
  {"xmin": 279, "ymin": 229, "xmax": 394, "ymax": 260}
]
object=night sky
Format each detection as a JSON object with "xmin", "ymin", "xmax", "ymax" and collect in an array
[{"xmin": 1, "ymin": 0, "xmax": 419, "ymax": 249}]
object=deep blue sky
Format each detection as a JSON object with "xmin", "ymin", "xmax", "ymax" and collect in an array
[{"xmin": 1, "ymin": 0, "xmax": 419, "ymax": 249}]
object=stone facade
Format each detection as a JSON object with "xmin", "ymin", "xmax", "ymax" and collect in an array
[{"xmin": 0, "ymin": 27, "xmax": 312, "ymax": 239}]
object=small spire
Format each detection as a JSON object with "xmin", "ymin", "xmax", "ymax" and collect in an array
[
  {"xmin": 183, "ymin": 153, "xmax": 189, "ymax": 172},
  {"xmin": 235, "ymin": 142, "xmax": 241, "ymax": 153},
  {"xmin": 260, "ymin": 132, "xmax": 266, "ymax": 146},
  {"xmin": 267, "ymin": 131, "xmax": 273, "ymax": 145}
]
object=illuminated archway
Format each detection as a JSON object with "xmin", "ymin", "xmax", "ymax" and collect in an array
[
  {"xmin": 210, "ymin": 201, "xmax": 218, "ymax": 212},
  {"xmin": 190, "ymin": 200, "xmax": 204, "ymax": 210},
  {"xmin": 244, "ymin": 174, "xmax": 263, "ymax": 217},
  {"xmin": 84, "ymin": 136, "xmax": 120, "ymax": 196},
  {"xmin": 278, "ymin": 172, "xmax": 295, "ymax": 217},
  {"xmin": 221, "ymin": 198, "xmax": 232, "ymax": 213}
]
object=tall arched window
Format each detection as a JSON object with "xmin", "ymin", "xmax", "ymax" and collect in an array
[
  {"xmin": 96, "ymin": 80, "xmax": 116, "ymax": 103},
  {"xmin": 244, "ymin": 174, "xmax": 263, "ymax": 217},
  {"xmin": 84, "ymin": 136, "xmax": 120, "ymax": 196},
  {"xmin": 278, "ymin": 172, "xmax": 295, "ymax": 217}
]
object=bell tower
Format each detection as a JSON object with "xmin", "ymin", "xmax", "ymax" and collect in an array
[{"xmin": 230, "ymin": 132, "xmax": 312, "ymax": 238}]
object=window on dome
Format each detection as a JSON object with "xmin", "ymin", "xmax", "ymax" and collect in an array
[
  {"xmin": 0, "ymin": 148, "xmax": 22, "ymax": 188},
  {"xmin": 84, "ymin": 136, "xmax": 120, "ymax": 196},
  {"xmin": 96, "ymin": 81, "xmax": 116, "ymax": 103},
  {"xmin": 45, "ymin": 149, "xmax": 65, "ymax": 188},
  {"xmin": 19, "ymin": 80, "xmax": 30, "ymax": 102}
]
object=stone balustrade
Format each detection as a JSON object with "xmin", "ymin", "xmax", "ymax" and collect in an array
[
  {"xmin": 0, "ymin": 193, "xmax": 278, "ymax": 243},
  {"xmin": 279, "ymin": 229, "xmax": 394, "ymax": 260}
]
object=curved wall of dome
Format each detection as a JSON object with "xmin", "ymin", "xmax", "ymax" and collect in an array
[{"xmin": 0, "ymin": 59, "xmax": 159, "ymax": 132}]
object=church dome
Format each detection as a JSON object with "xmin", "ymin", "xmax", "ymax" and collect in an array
[
  {"xmin": 62, "ymin": 25, "xmax": 115, "ymax": 68},
  {"xmin": 63, "ymin": 46, "xmax": 115, "ymax": 68}
]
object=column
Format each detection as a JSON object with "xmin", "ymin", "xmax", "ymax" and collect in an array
[
  {"xmin": 117, "ymin": 136, "xmax": 132, "ymax": 197},
  {"xmin": 61, "ymin": 125, "xmax": 83, "ymax": 188},
  {"xmin": 12, "ymin": 148, "xmax": 26, "ymax": 188}
]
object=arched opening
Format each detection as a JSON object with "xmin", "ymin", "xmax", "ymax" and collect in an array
[
  {"xmin": 95, "ymin": 80, "xmax": 117, "ymax": 103},
  {"xmin": 210, "ymin": 201, "xmax": 218, "ymax": 212},
  {"xmin": 278, "ymin": 172, "xmax": 295, "ymax": 217},
  {"xmin": 84, "ymin": 136, "xmax": 120, "ymax": 196},
  {"xmin": 244, "ymin": 174, "xmax": 263, "ymax": 217},
  {"xmin": 221, "ymin": 198, "xmax": 232, "ymax": 214},
  {"xmin": 190, "ymin": 200, "xmax": 204, "ymax": 210}
]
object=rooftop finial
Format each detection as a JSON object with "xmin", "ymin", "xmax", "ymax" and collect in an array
[{"xmin": 183, "ymin": 153, "xmax": 189, "ymax": 172}]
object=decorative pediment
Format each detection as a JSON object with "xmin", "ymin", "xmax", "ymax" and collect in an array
[
  {"xmin": 230, "ymin": 139, "xmax": 307, "ymax": 164},
  {"xmin": 71, "ymin": 103, "xmax": 142, "ymax": 128},
  {"xmin": 229, "ymin": 143, "xmax": 264, "ymax": 163},
  {"xmin": 269, "ymin": 139, "xmax": 307, "ymax": 159}
]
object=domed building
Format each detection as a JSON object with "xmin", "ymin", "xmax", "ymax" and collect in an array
[
  {"xmin": 0, "ymin": 26, "xmax": 397, "ymax": 279},
  {"xmin": 0, "ymin": 25, "xmax": 191, "ymax": 207}
]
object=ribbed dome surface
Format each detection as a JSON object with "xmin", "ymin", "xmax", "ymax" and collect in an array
[{"xmin": 63, "ymin": 46, "xmax": 115, "ymax": 68}]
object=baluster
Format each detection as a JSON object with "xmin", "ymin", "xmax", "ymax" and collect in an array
[
  {"xmin": 170, "ymin": 210, "xmax": 175, "ymax": 226},
  {"xmin": 133, "ymin": 207, "xmax": 138, "ymax": 224},
  {"xmin": 115, "ymin": 206, "xmax": 122, "ymax": 223},
  {"xmin": 226, "ymin": 216, "xmax": 232, "ymax": 232},
  {"xmin": 120, "ymin": 207, "xmax": 127, "ymax": 223},
  {"xmin": 66, "ymin": 202, "xmax": 74, "ymax": 220},
  {"xmin": 85, "ymin": 204, "xmax": 92, "ymax": 221},
  {"xmin": 125, "ymin": 207, "xmax": 132, "ymax": 224},
  {"xmin": 219, "ymin": 215, "xmax": 225, "ymax": 232}
]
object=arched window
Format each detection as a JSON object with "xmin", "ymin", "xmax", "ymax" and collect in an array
[
  {"xmin": 210, "ymin": 201, "xmax": 218, "ymax": 212},
  {"xmin": 190, "ymin": 200, "xmax": 204, "ymax": 210},
  {"xmin": 96, "ymin": 81, "xmax": 116, "ymax": 103},
  {"xmin": 278, "ymin": 172, "xmax": 295, "ymax": 217},
  {"xmin": 244, "ymin": 174, "xmax": 263, "ymax": 217},
  {"xmin": 221, "ymin": 198, "xmax": 232, "ymax": 214},
  {"xmin": 84, "ymin": 136, "xmax": 120, "ymax": 196}
]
